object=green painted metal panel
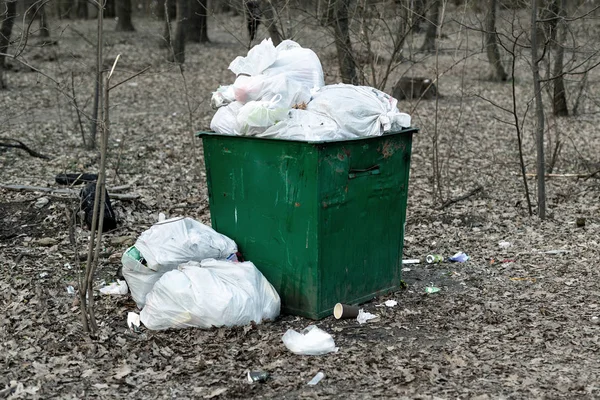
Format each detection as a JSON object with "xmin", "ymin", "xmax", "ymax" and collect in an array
[{"xmin": 198, "ymin": 128, "xmax": 416, "ymax": 319}]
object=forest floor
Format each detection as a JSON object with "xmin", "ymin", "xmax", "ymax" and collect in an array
[{"xmin": 1, "ymin": 6, "xmax": 600, "ymax": 399}]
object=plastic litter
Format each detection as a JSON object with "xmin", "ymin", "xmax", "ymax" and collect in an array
[
  {"xmin": 307, "ymin": 84, "xmax": 411, "ymax": 137},
  {"xmin": 236, "ymin": 95, "xmax": 289, "ymax": 135},
  {"xmin": 425, "ymin": 285, "xmax": 440, "ymax": 294},
  {"xmin": 425, "ymin": 254, "xmax": 443, "ymax": 264},
  {"xmin": 140, "ymin": 259, "xmax": 280, "ymax": 330},
  {"xmin": 498, "ymin": 241, "xmax": 511, "ymax": 248},
  {"xmin": 356, "ymin": 309, "xmax": 378, "ymax": 324},
  {"xmin": 257, "ymin": 109, "xmax": 350, "ymax": 141},
  {"xmin": 402, "ymin": 259, "xmax": 421, "ymax": 264},
  {"xmin": 66, "ymin": 286, "xmax": 75, "ymax": 295},
  {"xmin": 307, "ymin": 372, "xmax": 325, "ymax": 386},
  {"xmin": 127, "ymin": 312, "xmax": 141, "ymax": 331},
  {"xmin": 384, "ymin": 300, "xmax": 398, "ymax": 308},
  {"xmin": 247, "ymin": 371, "xmax": 269, "ymax": 383},
  {"xmin": 211, "ymin": 85, "xmax": 236, "ymax": 109},
  {"xmin": 449, "ymin": 252, "xmax": 469, "ymax": 263},
  {"xmin": 228, "ymin": 38, "xmax": 278, "ymax": 76},
  {"xmin": 99, "ymin": 279, "xmax": 128, "ymax": 295},
  {"xmin": 282, "ymin": 325, "xmax": 338, "ymax": 355},
  {"xmin": 121, "ymin": 217, "xmax": 237, "ymax": 308}
]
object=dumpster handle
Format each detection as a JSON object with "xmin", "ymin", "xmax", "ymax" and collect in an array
[{"xmin": 348, "ymin": 165, "xmax": 380, "ymax": 179}]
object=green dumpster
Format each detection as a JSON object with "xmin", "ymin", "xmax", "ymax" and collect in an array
[{"xmin": 197, "ymin": 128, "xmax": 417, "ymax": 319}]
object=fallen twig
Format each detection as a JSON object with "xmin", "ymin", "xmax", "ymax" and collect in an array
[
  {"xmin": 0, "ymin": 184, "xmax": 139, "ymax": 200},
  {"xmin": 520, "ymin": 171, "xmax": 600, "ymax": 179},
  {"xmin": 438, "ymin": 185, "xmax": 483, "ymax": 210},
  {"xmin": 0, "ymin": 138, "xmax": 50, "ymax": 159}
]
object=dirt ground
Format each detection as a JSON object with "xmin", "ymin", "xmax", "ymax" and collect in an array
[{"xmin": 1, "ymin": 5, "xmax": 600, "ymax": 399}]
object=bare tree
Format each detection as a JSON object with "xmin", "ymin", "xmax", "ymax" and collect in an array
[
  {"xmin": 421, "ymin": 0, "xmax": 440, "ymax": 52},
  {"xmin": 172, "ymin": 0, "xmax": 188, "ymax": 63},
  {"xmin": 0, "ymin": 0, "xmax": 17, "ymax": 89},
  {"xmin": 332, "ymin": 0, "xmax": 357, "ymax": 84},
  {"xmin": 160, "ymin": 0, "xmax": 176, "ymax": 48},
  {"xmin": 260, "ymin": 0, "xmax": 282, "ymax": 46},
  {"xmin": 188, "ymin": 0, "xmax": 209, "ymax": 43},
  {"xmin": 551, "ymin": 0, "xmax": 567, "ymax": 116},
  {"xmin": 116, "ymin": 0, "xmax": 135, "ymax": 31},
  {"xmin": 485, "ymin": 0, "xmax": 507, "ymax": 81},
  {"xmin": 531, "ymin": 0, "xmax": 546, "ymax": 219}
]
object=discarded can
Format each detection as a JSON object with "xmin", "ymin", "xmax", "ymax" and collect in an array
[
  {"xmin": 425, "ymin": 254, "xmax": 443, "ymax": 264},
  {"xmin": 247, "ymin": 371, "xmax": 269, "ymax": 383}
]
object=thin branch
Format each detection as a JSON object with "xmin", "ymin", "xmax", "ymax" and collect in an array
[
  {"xmin": 0, "ymin": 138, "xmax": 50, "ymax": 159},
  {"xmin": 437, "ymin": 185, "xmax": 483, "ymax": 210},
  {"xmin": 108, "ymin": 65, "xmax": 151, "ymax": 91}
]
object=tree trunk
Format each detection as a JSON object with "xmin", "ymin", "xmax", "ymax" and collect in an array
[
  {"xmin": 531, "ymin": 0, "xmax": 546, "ymax": 219},
  {"xmin": 77, "ymin": 0, "xmax": 88, "ymax": 19},
  {"xmin": 172, "ymin": 0, "xmax": 188, "ymax": 63},
  {"xmin": 485, "ymin": 0, "xmax": 507, "ymax": 81},
  {"xmin": 38, "ymin": 3, "xmax": 50, "ymax": 38},
  {"xmin": 104, "ymin": 0, "xmax": 115, "ymax": 18},
  {"xmin": 116, "ymin": 0, "xmax": 135, "ymax": 31},
  {"xmin": 420, "ymin": 0, "xmax": 440, "ymax": 52},
  {"xmin": 552, "ymin": 0, "xmax": 568, "ymax": 116},
  {"xmin": 261, "ymin": 0, "xmax": 282, "ymax": 46},
  {"xmin": 187, "ymin": 0, "xmax": 209, "ymax": 43},
  {"xmin": 161, "ymin": 0, "xmax": 176, "ymax": 48},
  {"xmin": 333, "ymin": 0, "xmax": 357, "ymax": 84},
  {"xmin": 0, "ymin": 0, "xmax": 17, "ymax": 89}
]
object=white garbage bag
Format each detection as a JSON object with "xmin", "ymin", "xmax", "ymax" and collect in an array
[
  {"xmin": 236, "ymin": 95, "xmax": 289, "ymax": 136},
  {"xmin": 211, "ymin": 85, "xmax": 236, "ymax": 109},
  {"xmin": 282, "ymin": 325, "xmax": 339, "ymax": 355},
  {"xmin": 231, "ymin": 40, "xmax": 324, "ymax": 107},
  {"xmin": 228, "ymin": 38, "xmax": 278, "ymax": 76},
  {"xmin": 140, "ymin": 259, "xmax": 281, "ymax": 330},
  {"xmin": 122, "ymin": 217, "xmax": 238, "ymax": 308},
  {"xmin": 307, "ymin": 84, "xmax": 411, "ymax": 137},
  {"xmin": 258, "ymin": 109, "xmax": 353, "ymax": 141},
  {"xmin": 210, "ymin": 101, "xmax": 243, "ymax": 135}
]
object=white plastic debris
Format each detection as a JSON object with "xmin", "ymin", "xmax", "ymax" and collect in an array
[
  {"xmin": 39, "ymin": 272, "xmax": 49, "ymax": 278},
  {"xmin": 236, "ymin": 95, "xmax": 288, "ymax": 135},
  {"xmin": 121, "ymin": 217, "xmax": 237, "ymax": 308},
  {"xmin": 127, "ymin": 312, "xmax": 141, "ymax": 330},
  {"xmin": 356, "ymin": 309, "xmax": 378, "ymax": 324},
  {"xmin": 282, "ymin": 325, "xmax": 338, "ymax": 356},
  {"xmin": 402, "ymin": 267, "xmax": 412, "ymax": 272},
  {"xmin": 66, "ymin": 286, "xmax": 75, "ymax": 295},
  {"xmin": 307, "ymin": 372, "xmax": 325, "ymax": 386},
  {"xmin": 499, "ymin": 241, "xmax": 511, "ymax": 248},
  {"xmin": 210, "ymin": 101, "xmax": 243, "ymax": 136},
  {"xmin": 140, "ymin": 259, "xmax": 280, "ymax": 330},
  {"xmin": 257, "ymin": 109, "xmax": 350, "ymax": 141},
  {"xmin": 34, "ymin": 197, "xmax": 49, "ymax": 209},
  {"xmin": 384, "ymin": 300, "xmax": 398, "ymax": 308},
  {"xmin": 228, "ymin": 38, "xmax": 278, "ymax": 77},
  {"xmin": 211, "ymin": 85, "xmax": 236, "ymax": 109},
  {"xmin": 99, "ymin": 280, "xmax": 129, "ymax": 295}
]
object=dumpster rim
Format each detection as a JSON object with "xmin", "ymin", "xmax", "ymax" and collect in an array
[{"xmin": 196, "ymin": 127, "xmax": 418, "ymax": 144}]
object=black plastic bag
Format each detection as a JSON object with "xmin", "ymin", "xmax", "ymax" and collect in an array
[{"xmin": 80, "ymin": 182, "xmax": 117, "ymax": 232}]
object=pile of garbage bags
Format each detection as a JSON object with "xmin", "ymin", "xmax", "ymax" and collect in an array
[
  {"xmin": 210, "ymin": 39, "xmax": 411, "ymax": 141},
  {"xmin": 121, "ymin": 217, "xmax": 280, "ymax": 330}
]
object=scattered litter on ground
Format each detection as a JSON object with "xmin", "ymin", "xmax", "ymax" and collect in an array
[
  {"xmin": 425, "ymin": 285, "xmax": 441, "ymax": 294},
  {"xmin": 282, "ymin": 325, "xmax": 338, "ymax": 355},
  {"xmin": 357, "ymin": 310, "xmax": 378, "ymax": 324},
  {"xmin": 39, "ymin": 272, "xmax": 48, "ymax": 278},
  {"xmin": 402, "ymin": 259, "xmax": 421, "ymax": 264},
  {"xmin": 425, "ymin": 254, "xmax": 443, "ymax": 264},
  {"xmin": 99, "ymin": 280, "xmax": 128, "ymax": 295},
  {"xmin": 127, "ymin": 312, "xmax": 141, "ymax": 332},
  {"xmin": 499, "ymin": 241, "xmax": 512, "ymax": 248},
  {"xmin": 34, "ymin": 197, "xmax": 49, "ymax": 209},
  {"xmin": 307, "ymin": 371, "xmax": 325, "ymax": 386},
  {"xmin": 333, "ymin": 303, "xmax": 359, "ymax": 319},
  {"xmin": 66, "ymin": 286, "xmax": 75, "ymax": 295},
  {"xmin": 385, "ymin": 300, "xmax": 398, "ymax": 308},
  {"xmin": 449, "ymin": 252, "xmax": 469, "ymax": 262},
  {"xmin": 247, "ymin": 371, "xmax": 269, "ymax": 383},
  {"xmin": 539, "ymin": 249, "xmax": 569, "ymax": 255},
  {"xmin": 402, "ymin": 267, "xmax": 412, "ymax": 272}
]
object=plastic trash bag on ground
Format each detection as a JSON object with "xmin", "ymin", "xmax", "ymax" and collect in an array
[
  {"xmin": 258, "ymin": 109, "xmax": 354, "ymax": 141},
  {"xmin": 210, "ymin": 101, "xmax": 243, "ymax": 135},
  {"xmin": 229, "ymin": 38, "xmax": 278, "ymax": 76},
  {"xmin": 122, "ymin": 217, "xmax": 238, "ymax": 308},
  {"xmin": 307, "ymin": 84, "xmax": 411, "ymax": 137},
  {"xmin": 282, "ymin": 325, "xmax": 339, "ymax": 355},
  {"xmin": 236, "ymin": 95, "xmax": 289, "ymax": 135},
  {"xmin": 99, "ymin": 279, "xmax": 128, "ymax": 295},
  {"xmin": 140, "ymin": 259, "xmax": 281, "ymax": 330}
]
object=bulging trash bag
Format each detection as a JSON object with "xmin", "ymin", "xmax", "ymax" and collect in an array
[
  {"xmin": 210, "ymin": 101, "xmax": 243, "ymax": 136},
  {"xmin": 258, "ymin": 109, "xmax": 353, "ymax": 141},
  {"xmin": 282, "ymin": 325, "xmax": 339, "ymax": 355},
  {"xmin": 231, "ymin": 40, "xmax": 324, "ymax": 108},
  {"xmin": 211, "ymin": 85, "xmax": 236, "ymax": 109},
  {"xmin": 228, "ymin": 38, "xmax": 278, "ymax": 76},
  {"xmin": 122, "ymin": 217, "xmax": 238, "ymax": 308},
  {"xmin": 307, "ymin": 84, "xmax": 412, "ymax": 137},
  {"xmin": 140, "ymin": 259, "xmax": 281, "ymax": 330},
  {"xmin": 236, "ymin": 95, "xmax": 289, "ymax": 136}
]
